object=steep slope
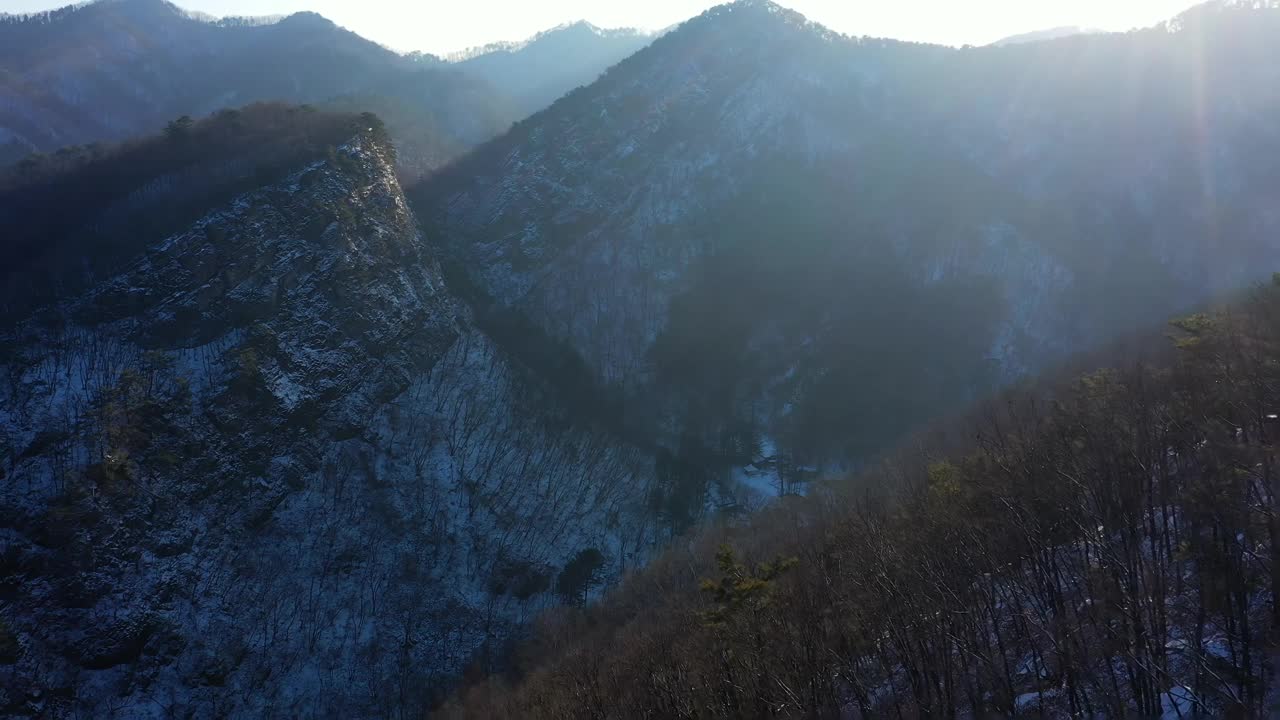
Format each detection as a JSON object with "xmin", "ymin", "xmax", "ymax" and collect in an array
[
  {"xmin": 0, "ymin": 126, "xmax": 657, "ymax": 717},
  {"xmin": 455, "ymin": 22, "xmax": 656, "ymax": 118},
  {"xmin": 0, "ymin": 103, "xmax": 370, "ymax": 325},
  {"xmin": 440, "ymin": 277, "xmax": 1280, "ymax": 719},
  {"xmin": 0, "ymin": 0, "xmax": 514, "ymax": 177},
  {"xmin": 413, "ymin": 0, "xmax": 1280, "ymax": 470}
]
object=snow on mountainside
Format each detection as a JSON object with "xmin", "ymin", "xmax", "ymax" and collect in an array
[
  {"xmin": 0, "ymin": 137, "xmax": 658, "ymax": 717},
  {"xmin": 413, "ymin": 0, "xmax": 1280, "ymax": 467},
  {"xmin": 420, "ymin": 1, "xmax": 869, "ymax": 379}
]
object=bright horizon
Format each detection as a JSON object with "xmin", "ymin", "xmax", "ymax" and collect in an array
[{"xmin": 0, "ymin": 0, "xmax": 1202, "ymax": 56}]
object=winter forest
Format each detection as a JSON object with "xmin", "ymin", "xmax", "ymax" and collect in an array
[{"xmin": 2, "ymin": 0, "xmax": 1280, "ymax": 717}]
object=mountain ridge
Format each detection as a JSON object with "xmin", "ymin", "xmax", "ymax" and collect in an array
[
  {"xmin": 447, "ymin": 20, "xmax": 651, "ymax": 62},
  {"xmin": 991, "ymin": 25, "xmax": 1101, "ymax": 46},
  {"xmin": 412, "ymin": 0, "xmax": 1280, "ymax": 468},
  {"xmin": 0, "ymin": 0, "xmax": 667, "ymax": 179},
  {"xmin": 0, "ymin": 122, "xmax": 662, "ymax": 717},
  {"xmin": 0, "ymin": 0, "xmax": 512, "ymax": 175},
  {"xmin": 452, "ymin": 20, "xmax": 658, "ymax": 118}
]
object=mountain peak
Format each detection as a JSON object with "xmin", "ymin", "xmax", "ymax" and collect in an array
[
  {"xmin": 703, "ymin": 0, "xmax": 798, "ymax": 21},
  {"xmin": 992, "ymin": 25, "xmax": 1101, "ymax": 46},
  {"xmin": 276, "ymin": 10, "xmax": 337, "ymax": 29},
  {"xmin": 684, "ymin": 0, "xmax": 834, "ymax": 42},
  {"xmin": 723, "ymin": 0, "xmax": 785, "ymax": 10},
  {"xmin": 523, "ymin": 20, "xmax": 647, "ymax": 46},
  {"xmin": 94, "ymin": 0, "xmax": 191, "ymax": 18},
  {"xmin": 1167, "ymin": 0, "xmax": 1280, "ymax": 29},
  {"xmin": 559, "ymin": 19, "xmax": 604, "ymax": 33},
  {"xmin": 1, "ymin": 0, "xmax": 227, "ymax": 27},
  {"xmin": 448, "ymin": 20, "xmax": 648, "ymax": 62},
  {"xmin": 87, "ymin": 0, "xmax": 184, "ymax": 20},
  {"xmin": 94, "ymin": 0, "xmax": 175, "ymax": 9},
  {"xmin": 447, "ymin": 18, "xmax": 655, "ymax": 115}
]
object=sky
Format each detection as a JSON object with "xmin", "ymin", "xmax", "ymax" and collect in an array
[{"xmin": 0, "ymin": 0, "xmax": 1201, "ymax": 55}]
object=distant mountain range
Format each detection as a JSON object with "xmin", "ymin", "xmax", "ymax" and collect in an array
[
  {"xmin": 453, "ymin": 22, "xmax": 657, "ymax": 117},
  {"xmin": 0, "ymin": 0, "xmax": 654, "ymax": 178},
  {"xmin": 991, "ymin": 25, "xmax": 1101, "ymax": 46},
  {"xmin": 414, "ymin": 0, "xmax": 1280, "ymax": 465}
]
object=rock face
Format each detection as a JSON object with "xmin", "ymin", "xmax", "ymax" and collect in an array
[
  {"xmin": 0, "ymin": 0, "xmax": 514, "ymax": 174},
  {"xmin": 414, "ymin": 0, "xmax": 1280, "ymax": 464},
  {"xmin": 0, "ymin": 138, "xmax": 657, "ymax": 717}
]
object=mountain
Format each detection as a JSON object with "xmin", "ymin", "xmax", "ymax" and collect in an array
[
  {"xmin": 440, "ymin": 275, "xmax": 1280, "ymax": 719},
  {"xmin": 5, "ymin": 0, "xmax": 1280, "ymax": 715},
  {"xmin": 454, "ymin": 22, "xmax": 656, "ymax": 118},
  {"xmin": 412, "ymin": 0, "xmax": 1280, "ymax": 474},
  {"xmin": 991, "ymin": 25, "xmax": 1101, "ymax": 46},
  {"xmin": 0, "ymin": 0, "xmax": 515, "ymax": 178},
  {"xmin": 0, "ymin": 110, "xmax": 659, "ymax": 717},
  {"xmin": 0, "ymin": 103, "xmax": 368, "ymax": 324}
]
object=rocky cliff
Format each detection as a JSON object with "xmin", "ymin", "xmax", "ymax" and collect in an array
[{"xmin": 0, "ymin": 136, "xmax": 657, "ymax": 717}]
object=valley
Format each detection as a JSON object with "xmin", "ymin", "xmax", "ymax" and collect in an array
[{"xmin": 0, "ymin": 0, "xmax": 1279, "ymax": 717}]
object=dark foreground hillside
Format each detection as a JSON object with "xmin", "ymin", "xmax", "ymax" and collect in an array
[
  {"xmin": 0, "ymin": 114, "xmax": 660, "ymax": 717},
  {"xmin": 441, "ymin": 275, "xmax": 1280, "ymax": 718}
]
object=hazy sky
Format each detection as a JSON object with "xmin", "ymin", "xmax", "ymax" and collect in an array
[{"xmin": 0, "ymin": 0, "xmax": 1200, "ymax": 55}]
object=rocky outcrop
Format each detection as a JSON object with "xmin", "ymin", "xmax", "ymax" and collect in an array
[{"xmin": 0, "ymin": 138, "xmax": 656, "ymax": 717}]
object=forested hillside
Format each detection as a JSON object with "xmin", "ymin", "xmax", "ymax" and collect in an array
[
  {"xmin": 413, "ymin": 0, "xmax": 1280, "ymax": 492},
  {"xmin": 0, "ymin": 117, "xmax": 661, "ymax": 717},
  {"xmin": 0, "ymin": 103, "xmax": 371, "ymax": 324},
  {"xmin": 0, "ymin": 0, "xmax": 666, "ymax": 181},
  {"xmin": 441, "ymin": 275, "xmax": 1280, "ymax": 718},
  {"xmin": 454, "ymin": 22, "xmax": 655, "ymax": 118}
]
